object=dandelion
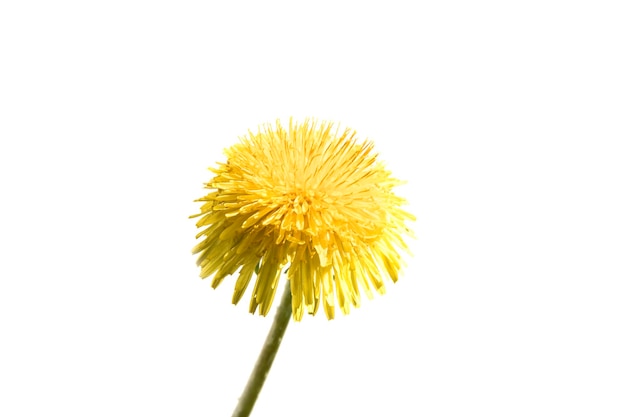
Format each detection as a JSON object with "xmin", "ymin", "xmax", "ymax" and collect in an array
[{"xmin": 192, "ymin": 118, "xmax": 414, "ymax": 321}]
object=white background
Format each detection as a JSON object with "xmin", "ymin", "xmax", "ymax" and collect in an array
[{"xmin": 1, "ymin": 1, "xmax": 625, "ymax": 416}]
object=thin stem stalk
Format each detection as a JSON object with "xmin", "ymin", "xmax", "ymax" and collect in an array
[{"xmin": 231, "ymin": 280, "xmax": 292, "ymax": 417}]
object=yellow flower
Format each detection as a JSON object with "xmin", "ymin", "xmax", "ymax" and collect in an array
[{"xmin": 191, "ymin": 118, "xmax": 414, "ymax": 320}]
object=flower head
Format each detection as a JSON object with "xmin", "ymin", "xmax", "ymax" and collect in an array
[{"xmin": 192, "ymin": 119, "xmax": 414, "ymax": 320}]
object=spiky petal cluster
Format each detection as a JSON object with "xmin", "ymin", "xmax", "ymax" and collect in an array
[{"xmin": 192, "ymin": 119, "xmax": 414, "ymax": 320}]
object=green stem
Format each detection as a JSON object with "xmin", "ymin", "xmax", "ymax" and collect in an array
[{"xmin": 231, "ymin": 280, "xmax": 293, "ymax": 417}]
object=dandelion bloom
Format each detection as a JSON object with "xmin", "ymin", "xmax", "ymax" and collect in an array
[{"xmin": 192, "ymin": 119, "xmax": 414, "ymax": 320}]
